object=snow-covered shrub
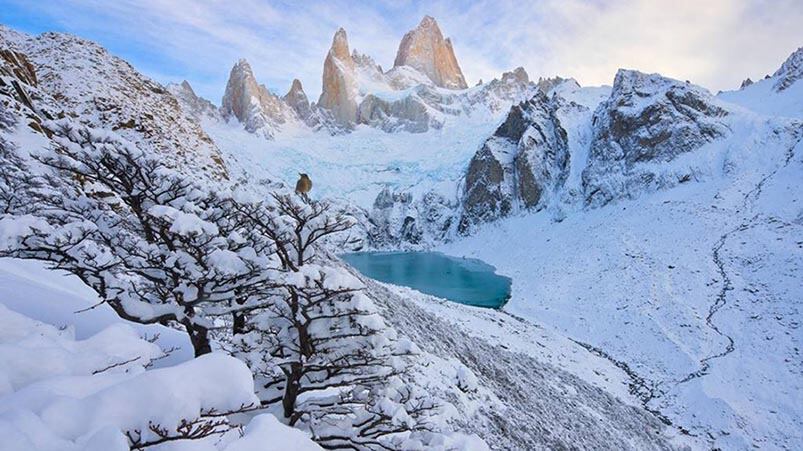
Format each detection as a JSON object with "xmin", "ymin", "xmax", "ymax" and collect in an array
[
  {"xmin": 0, "ymin": 119, "xmax": 280, "ymax": 356},
  {"xmin": 0, "ymin": 119, "xmax": 463, "ymax": 450},
  {"xmin": 224, "ymin": 194, "xmax": 448, "ymax": 449}
]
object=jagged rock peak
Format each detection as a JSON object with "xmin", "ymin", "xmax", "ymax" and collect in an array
[
  {"xmin": 222, "ymin": 58, "xmax": 295, "ymax": 138},
  {"xmin": 222, "ymin": 59, "xmax": 260, "ymax": 121},
  {"xmin": 286, "ymin": 78, "xmax": 304, "ymax": 95},
  {"xmin": 536, "ymin": 76, "xmax": 569, "ymax": 93},
  {"xmin": 352, "ymin": 49, "xmax": 382, "ymax": 72},
  {"xmin": 330, "ymin": 28, "xmax": 351, "ymax": 62},
  {"xmin": 283, "ymin": 78, "xmax": 312, "ymax": 121},
  {"xmin": 319, "ymin": 27, "xmax": 357, "ymax": 127},
  {"xmin": 167, "ymin": 79, "xmax": 219, "ymax": 121},
  {"xmin": 503, "ymin": 67, "xmax": 529, "ymax": 85},
  {"xmin": 772, "ymin": 46, "xmax": 803, "ymax": 92},
  {"xmin": 739, "ymin": 78, "xmax": 753, "ymax": 89},
  {"xmin": 393, "ymin": 15, "xmax": 468, "ymax": 90}
]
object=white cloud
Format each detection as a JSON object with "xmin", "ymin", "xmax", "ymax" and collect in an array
[{"xmin": 9, "ymin": 0, "xmax": 803, "ymax": 101}]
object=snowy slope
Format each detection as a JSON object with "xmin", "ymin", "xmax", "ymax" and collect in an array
[
  {"xmin": 2, "ymin": 18, "xmax": 801, "ymax": 451},
  {"xmin": 439, "ymin": 119, "xmax": 803, "ymax": 448},
  {"xmin": 0, "ymin": 26, "xmax": 228, "ymax": 179},
  {"xmin": 206, "ymin": 112, "xmax": 499, "ymax": 208},
  {"xmin": 0, "ymin": 260, "xmax": 323, "ymax": 451},
  {"xmin": 362, "ymin": 278, "xmax": 687, "ymax": 450},
  {"xmin": 719, "ymin": 47, "xmax": 803, "ymax": 119}
]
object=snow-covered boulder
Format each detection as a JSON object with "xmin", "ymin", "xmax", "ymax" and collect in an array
[{"xmin": 0, "ymin": 302, "xmax": 327, "ymax": 451}]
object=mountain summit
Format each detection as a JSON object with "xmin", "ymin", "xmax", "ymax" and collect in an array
[
  {"xmin": 221, "ymin": 58, "xmax": 297, "ymax": 138},
  {"xmin": 393, "ymin": 15, "xmax": 468, "ymax": 89},
  {"xmin": 318, "ymin": 28, "xmax": 358, "ymax": 127}
]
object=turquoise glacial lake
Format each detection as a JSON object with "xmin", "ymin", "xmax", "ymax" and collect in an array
[{"xmin": 341, "ymin": 251, "xmax": 512, "ymax": 309}]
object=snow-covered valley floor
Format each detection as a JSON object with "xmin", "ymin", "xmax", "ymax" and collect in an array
[{"xmin": 438, "ymin": 136, "xmax": 803, "ymax": 449}]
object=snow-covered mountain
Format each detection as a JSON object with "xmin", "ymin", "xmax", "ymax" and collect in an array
[
  {"xmin": 718, "ymin": 46, "xmax": 803, "ymax": 118},
  {"xmin": 0, "ymin": 25, "xmax": 228, "ymax": 179},
  {"xmin": 392, "ymin": 15, "xmax": 468, "ymax": 90},
  {"xmin": 1, "ymin": 15, "xmax": 802, "ymax": 451}
]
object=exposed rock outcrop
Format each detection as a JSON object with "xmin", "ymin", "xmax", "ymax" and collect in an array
[
  {"xmin": 369, "ymin": 186, "xmax": 457, "ymax": 248},
  {"xmin": 393, "ymin": 16, "xmax": 468, "ymax": 90},
  {"xmin": 771, "ymin": 46, "xmax": 803, "ymax": 92},
  {"xmin": 221, "ymin": 59, "xmax": 297, "ymax": 138},
  {"xmin": 582, "ymin": 69, "xmax": 729, "ymax": 206},
  {"xmin": 464, "ymin": 67, "xmax": 534, "ymax": 114},
  {"xmin": 536, "ymin": 76, "xmax": 569, "ymax": 94},
  {"xmin": 0, "ymin": 49, "xmax": 37, "ymax": 86},
  {"xmin": 739, "ymin": 78, "xmax": 753, "ymax": 89},
  {"xmin": 0, "ymin": 27, "xmax": 227, "ymax": 178},
  {"xmin": 167, "ymin": 80, "xmax": 220, "ymax": 121},
  {"xmin": 459, "ymin": 91, "xmax": 569, "ymax": 233},
  {"xmin": 318, "ymin": 28, "xmax": 357, "ymax": 128},
  {"xmin": 283, "ymin": 78, "xmax": 313, "ymax": 124}
]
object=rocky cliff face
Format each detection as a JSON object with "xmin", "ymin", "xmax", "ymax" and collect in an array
[
  {"xmin": 167, "ymin": 80, "xmax": 220, "ymax": 121},
  {"xmin": 318, "ymin": 28, "xmax": 358, "ymax": 128},
  {"xmin": 0, "ymin": 26, "xmax": 227, "ymax": 178},
  {"xmin": 393, "ymin": 16, "xmax": 467, "ymax": 90},
  {"xmin": 459, "ymin": 91, "xmax": 569, "ymax": 232},
  {"xmin": 223, "ymin": 17, "xmax": 528, "ymax": 136},
  {"xmin": 221, "ymin": 59, "xmax": 298, "ymax": 139},
  {"xmin": 357, "ymin": 66, "xmax": 534, "ymax": 134},
  {"xmin": 771, "ymin": 46, "xmax": 803, "ymax": 92},
  {"xmin": 369, "ymin": 187, "xmax": 457, "ymax": 248},
  {"xmin": 282, "ymin": 78, "xmax": 313, "ymax": 124},
  {"xmin": 582, "ymin": 70, "xmax": 729, "ymax": 206}
]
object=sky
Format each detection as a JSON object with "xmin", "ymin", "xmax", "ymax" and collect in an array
[{"xmin": 2, "ymin": 0, "xmax": 802, "ymax": 103}]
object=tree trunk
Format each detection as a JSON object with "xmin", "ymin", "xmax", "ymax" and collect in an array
[
  {"xmin": 283, "ymin": 362, "xmax": 302, "ymax": 424},
  {"xmin": 232, "ymin": 311, "xmax": 246, "ymax": 335},
  {"xmin": 232, "ymin": 296, "xmax": 247, "ymax": 335},
  {"xmin": 183, "ymin": 319, "xmax": 212, "ymax": 357}
]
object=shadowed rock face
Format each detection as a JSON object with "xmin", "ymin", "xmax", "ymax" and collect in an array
[
  {"xmin": 318, "ymin": 28, "xmax": 357, "ymax": 127},
  {"xmin": 460, "ymin": 144, "xmax": 510, "ymax": 233},
  {"xmin": 459, "ymin": 92, "xmax": 569, "ymax": 233},
  {"xmin": 393, "ymin": 16, "xmax": 468, "ymax": 90},
  {"xmin": 369, "ymin": 187, "xmax": 456, "ymax": 247},
  {"xmin": 582, "ymin": 69, "xmax": 729, "ymax": 206}
]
